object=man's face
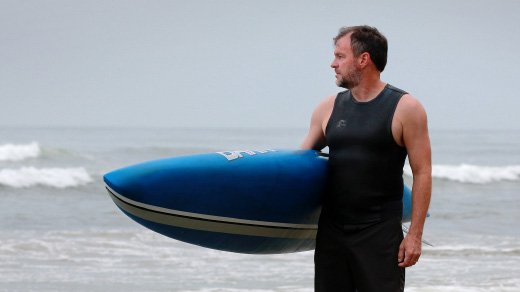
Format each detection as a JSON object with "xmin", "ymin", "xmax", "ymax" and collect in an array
[{"xmin": 331, "ymin": 35, "xmax": 361, "ymax": 89}]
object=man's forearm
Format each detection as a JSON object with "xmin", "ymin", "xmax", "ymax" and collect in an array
[{"xmin": 408, "ymin": 172, "xmax": 432, "ymax": 236}]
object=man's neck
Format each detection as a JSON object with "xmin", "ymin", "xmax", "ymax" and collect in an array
[{"xmin": 350, "ymin": 75, "xmax": 386, "ymax": 102}]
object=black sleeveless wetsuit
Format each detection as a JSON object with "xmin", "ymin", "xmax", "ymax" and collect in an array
[
  {"xmin": 315, "ymin": 84, "xmax": 408, "ymax": 292},
  {"xmin": 324, "ymin": 84, "xmax": 408, "ymax": 224}
]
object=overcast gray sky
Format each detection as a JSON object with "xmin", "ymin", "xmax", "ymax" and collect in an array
[{"xmin": 1, "ymin": 0, "xmax": 519, "ymax": 130}]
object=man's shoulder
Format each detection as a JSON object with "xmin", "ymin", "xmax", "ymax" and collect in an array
[
  {"xmin": 386, "ymin": 84, "xmax": 408, "ymax": 95},
  {"xmin": 399, "ymin": 93, "xmax": 424, "ymax": 110},
  {"xmin": 316, "ymin": 94, "xmax": 338, "ymax": 110},
  {"xmin": 309, "ymin": 94, "xmax": 338, "ymax": 127},
  {"xmin": 395, "ymin": 93, "xmax": 427, "ymax": 125},
  {"xmin": 384, "ymin": 83, "xmax": 421, "ymax": 110}
]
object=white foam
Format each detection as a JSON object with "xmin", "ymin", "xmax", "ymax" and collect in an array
[
  {"xmin": 406, "ymin": 286, "xmax": 520, "ymax": 292},
  {"xmin": 184, "ymin": 289, "xmax": 311, "ymax": 292},
  {"xmin": 404, "ymin": 164, "xmax": 520, "ymax": 184},
  {"xmin": 0, "ymin": 166, "xmax": 92, "ymax": 188},
  {"xmin": 0, "ymin": 142, "xmax": 40, "ymax": 161}
]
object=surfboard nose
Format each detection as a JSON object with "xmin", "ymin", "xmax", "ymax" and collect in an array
[
  {"xmin": 103, "ymin": 156, "xmax": 180, "ymax": 203},
  {"xmin": 103, "ymin": 165, "xmax": 145, "ymax": 203}
]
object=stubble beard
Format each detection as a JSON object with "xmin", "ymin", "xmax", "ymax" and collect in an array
[{"xmin": 336, "ymin": 65, "xmax": 362, "ymax": 89}]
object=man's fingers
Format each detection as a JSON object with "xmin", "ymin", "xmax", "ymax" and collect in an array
[
  {"xmin": 398, "ymin": 251, "xmax": 421, "ymax": 267},
  {"xmin": 397, "ymin": 243, "xmax": 405, "ymax": 263},
  {"xmin": 398, "ymin": 254, "xmax": 412, "ymax": 267}
]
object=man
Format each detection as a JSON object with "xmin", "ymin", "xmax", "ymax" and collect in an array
[{"xmin": 301, "ymin": 26, "xmax": 432, "ymax": 291}]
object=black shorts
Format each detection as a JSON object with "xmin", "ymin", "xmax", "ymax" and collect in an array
[{"xmin": 314, "ymin": 213, "xmax": 405, "ymax": 292}]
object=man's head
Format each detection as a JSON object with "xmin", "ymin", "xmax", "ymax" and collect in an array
[{"xmin": 333, "ymin": 25, "xmax": 388, "ymax": 72}]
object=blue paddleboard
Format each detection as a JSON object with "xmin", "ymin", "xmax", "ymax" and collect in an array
[{"xmin": 104, "ymin": 149, "xmax": 414, "ymax": 254}]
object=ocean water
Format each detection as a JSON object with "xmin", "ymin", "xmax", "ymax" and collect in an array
[{"xmin": 1, "ymin": 127, "xmax": 519, "ymax": 292}]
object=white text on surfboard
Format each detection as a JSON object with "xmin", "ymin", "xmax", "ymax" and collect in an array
[{"xmin": 217, "ymin": 150, "xmax": 278, "ymax": 161}]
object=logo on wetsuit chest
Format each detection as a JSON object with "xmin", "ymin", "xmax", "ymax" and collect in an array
[{"xmin": 336, "ymin": 120, "xmax": 347, "ymax": 129}]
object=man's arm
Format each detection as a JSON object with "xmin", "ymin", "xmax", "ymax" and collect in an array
[
  {"xmin": 300, "ymin": 95, "xmax": 336, "ymax": 150},
  {"xmin": 395, "ymin": 95, "xmax": 432, "ymax": 268}
]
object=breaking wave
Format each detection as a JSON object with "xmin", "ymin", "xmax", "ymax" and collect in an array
[
  {"xmin": 0, "ymin": 166, "xmax": 92, "ymax": 188},
  {"xmin": 0, "ymin": 142, "xmax": 40, "ymax": 161},
  {"xmin": 404, "ymin": 164, "xmax": 520, "ymax": 184}
]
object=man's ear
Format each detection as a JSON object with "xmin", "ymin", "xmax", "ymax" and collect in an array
[{"xmin": 358, "ymin": 52, "xmax": 370, "ymax": 68}]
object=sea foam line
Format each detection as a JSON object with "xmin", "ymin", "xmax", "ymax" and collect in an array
[
  {"xmin": 404, "ymin": 164, "xmax": 520, "ymax": 184},
  {"xmin": 0, "ymin": 166, "xmax": 92, "ymax": 188},
  {"xmin": 0, "ymin": 142, "xmax": 40, "ymax": 161}
]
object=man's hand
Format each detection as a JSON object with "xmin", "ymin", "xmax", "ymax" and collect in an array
[{"xmin": 398, "ymin": 233, "xmax": 422, "ymax": 267}]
